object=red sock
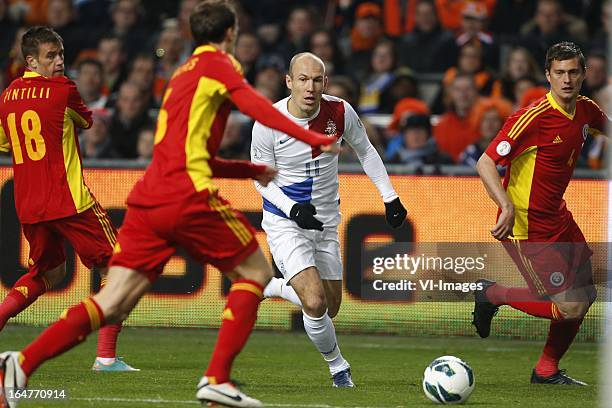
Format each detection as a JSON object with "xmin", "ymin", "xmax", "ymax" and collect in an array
[
  {"xmin": 535, "ymin": 318, "xmax": 583, "ymax": 377},
  {"xmin": 96, "ymin": 278, "xmax": 122, "ymax": 359},
  {"xmin": 0, "ymin": 272, "xmax": 49, "ymax": 329},
  {"xmin": 20, "ymin": 297, "xmax": 105, "ymax": 377},
  {"xmin": 486, "ymin": 284, "xmax": 561, "ymax": 320},
  {"xmin": 205, "ymin": 279, "xmax": 263, "ymax": 384}
]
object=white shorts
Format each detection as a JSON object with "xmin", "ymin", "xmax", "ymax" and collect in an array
[{"xmin": 264, "ymin": 216, "xmax": 342, "ymax": 282}]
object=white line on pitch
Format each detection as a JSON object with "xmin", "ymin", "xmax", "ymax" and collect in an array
[{"xmin": 70, "ymin": 397, "xmax": 403, "ymax": 408}]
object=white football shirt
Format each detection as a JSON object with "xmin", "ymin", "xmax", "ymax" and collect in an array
[{"xmin": 251, "ymin": 94, "xmax": 398, "ymax": 228}]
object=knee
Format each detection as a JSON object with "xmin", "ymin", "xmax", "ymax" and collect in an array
[
  {"xmin": 558, "ymin": 302, "xmax": 590, "ymax": 321},
  {"xmin": 302, "ymin": 294, "xmax": 327, "ymax": 318}
]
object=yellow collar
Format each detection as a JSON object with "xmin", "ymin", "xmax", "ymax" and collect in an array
[
  {"xmin": 193, "ymin": 45, "xmax": 219, "ymax": 56},
  {"xmin": 23, "ymin": 71, "xmax": 42, "ymax": 78},
  {"xmin": 546, "ymin": 92, "xmax": 575, "ymax": 120}
]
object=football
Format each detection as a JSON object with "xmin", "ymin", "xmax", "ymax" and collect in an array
[{"xmin": 422, "ymin": 356, "xmax": 475, "ymax": 404}]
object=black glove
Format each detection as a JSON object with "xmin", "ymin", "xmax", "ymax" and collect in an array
[
  {"xmin": 290, "ymin": 203, "xmax": 324, "ymax": 231},
  {"xmin": 385, "ymin": 197, "xmax": 407, "ymax": 228}
]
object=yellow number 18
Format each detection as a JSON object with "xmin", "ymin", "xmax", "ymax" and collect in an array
[{"xmin": 7, "ymin": 110, "xmax": 47, "ymax": 164}]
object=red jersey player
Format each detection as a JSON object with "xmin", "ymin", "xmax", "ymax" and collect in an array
[
  {"xmin": 0, "ymin": 27, "xmax": 137, "ymax": 372},
  {"xmin": 473, "ymin": 42, "xmax": 608, "ymax": 385},
  {"xmin": 0, "ymin": 2, "xmax": 336, "ymax": 408}
]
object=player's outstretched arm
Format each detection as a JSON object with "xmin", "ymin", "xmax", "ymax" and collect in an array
[
  {"xmin": 230, "ymin": 86, "xmax": 336, "ymax": 149},
  {"xmin": 476, "ymin": 153, "xmax": 514, "ymax": 240}
]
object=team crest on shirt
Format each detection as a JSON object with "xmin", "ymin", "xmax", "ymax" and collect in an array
[
  {"xmin": 496, "ymin": 141, "xmax": 511, "ymax": 156},
  {"xmin": 550, "ymin": 272, "xmax": 565, "ymax": 287},
  {"xmin": 325, "ymin": 119, "xmax": 337, "ymax": 137},
  {"xmin": 582, "ymin": 124, "xmax": 589, "ymax": 141}
]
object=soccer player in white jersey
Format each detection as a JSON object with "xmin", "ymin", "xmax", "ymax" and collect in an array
[{"xmin": 250, "ymin": 52, "xmax": 407, "ymax": 387}]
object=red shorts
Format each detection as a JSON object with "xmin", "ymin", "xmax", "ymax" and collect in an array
[
  {"xmin": 110, "ymin": 191, "xmax": 258, "ymax": 282},
  {"xmin": 503, "ymin": 219, "xmax": 593, "ymax": 297},
  {"xmin": 23, "ymin": 202, "xmax": 116, "ymax": 275}
]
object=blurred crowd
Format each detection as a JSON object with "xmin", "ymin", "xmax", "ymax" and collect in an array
[{"xmin": 0, "ymin": 0, "xmax": 609, "ymax": 170}]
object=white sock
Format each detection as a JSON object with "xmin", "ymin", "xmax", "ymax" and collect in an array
[
  {"xmin": 263, "ymin": 277, "xmax": 283, "ymax": 298},
  {"xmin": 302, "ymin": 310, "xmax": 349, "ymax": 375},
  {"xmin": 264, "ymin": 277, "xmax": 303, "ymax": 307},
  {"xmin": 96, "ymin": 357, "xmax": 115, "ymax": 364}
]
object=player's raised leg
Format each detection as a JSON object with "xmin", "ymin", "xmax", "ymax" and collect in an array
[{"xmin": 474, "ymin": 254, "xmax": 595, "ymax": 385}]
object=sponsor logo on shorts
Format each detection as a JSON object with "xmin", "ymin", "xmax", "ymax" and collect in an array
[
  {"xmin": 496, "ymin": 141, "xmax": 511, "ymax": 156},
  {"xmin": 550, "ymin": 272, "xmax": 565, "ymax": 287}
]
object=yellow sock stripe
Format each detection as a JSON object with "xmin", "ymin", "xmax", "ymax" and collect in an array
[
  {"xmin": 508, "ymin": 101, "xmax": 550, "ymax": 140},
  {"xmin": 507, "ymin": 100, "xmax": 549, "ymax": 140},
  {"xmin": 82, "ymin": 298, "xmax": 102, "ymax": 331},
  {"xmin": 551, "ymin": 303, "xmax": 560, "ymax": 320},
  {"xmin": 209, "ymin": 197, "xmax": 252, "ymax": 245},
  {"xmin": 213, "ymin": 197, "xmax": 252, "ymax": 245},
  {"xmin": 92, "ymin": 203, "xmax": 116, "ymax": 246},
  {"xmin": 94, "ymin": 202, "xmax": 117, "ymax": 243},
  {"xmin": 230, "ymin": 282, "xmax": 263, "ymax": 299},
  {"xmin": 100, "ymin": 277, "xmax": 108, "ymax": 288}
]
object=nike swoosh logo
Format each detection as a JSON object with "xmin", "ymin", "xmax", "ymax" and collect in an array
[
  {"xmin": 206, "ymin": 387, "xmax": 243, "ymax": 403},
  {"xmin": 279, "ymin": 138, "xmax": 290, "ymax": 144}
]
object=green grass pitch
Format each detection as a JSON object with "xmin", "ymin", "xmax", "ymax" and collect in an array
[{"xmin": 2, "ymin": 326, "xmax": 598, "ymax": 407}]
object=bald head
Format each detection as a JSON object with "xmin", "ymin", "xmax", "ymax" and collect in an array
[
  {"xmin": 286, "ymin": 52, "xmax": 328, "ymax": 118},
  {"xmin": 288, "ymin": 52, "xmax": 326, "ymax": 78}
]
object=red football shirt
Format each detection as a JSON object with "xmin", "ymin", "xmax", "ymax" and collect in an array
[
  {"xmin": 0, "ymin": 71, "xmax": 94, "ymax": 224},
  {"xmin": 485, "ymin": 92, "xmax": 607, "ymax": 240}
]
